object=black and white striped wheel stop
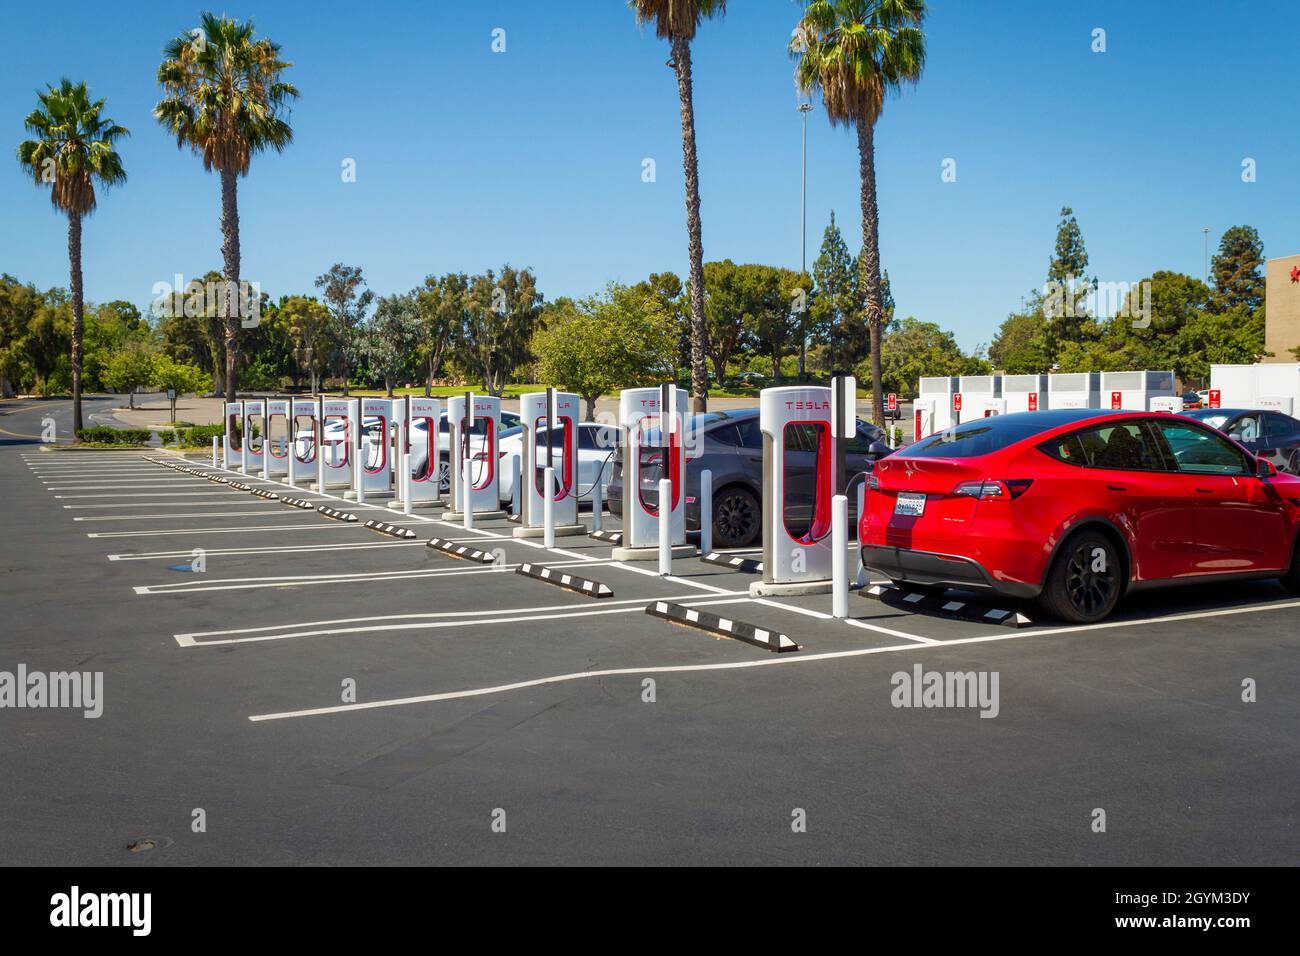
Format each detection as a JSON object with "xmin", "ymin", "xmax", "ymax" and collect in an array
[
  {"xmin": 279, "ymin": 496, "xmax": 316, "ymax": 509},
  {"xmin": 250, "ymin": 487, "xmax": 280, "ymax": 500},
  {"xmin": 316, "ymin": 505, "xmax": 358, "ymax": 522},
  {"xmin": 701, "ymin": 552, "xmax": 764, "ymax": 574},
  {"xmin": 860, "ymin": 583, "xmax": 1033, "ymax": 628},
  {"xmin": 589, "ymin": 529, "xmax": 622, "ymax": 543},
  {"xmin": 645, "ymin": 601, "xmax": 799, "ymax": 653},
  {"xmin": 228, "ymin": 481, "xmax": 251, "ymax": 491},
  {"xmin": 364, "ymin": 520, "xmax": 418, "ymax": 539},
  {"xmin": 426, "ymin": 537, "xmax": 497, "ymax": 564},
  {"xmin": 516, "ymin": 562, "xmax": 613, "ymax": 598}
]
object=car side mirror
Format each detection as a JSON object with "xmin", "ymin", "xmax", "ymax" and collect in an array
[
  {"xmin": 1256, "ymin": 458, "xmax": 1277, "ymax": 478},
  {"xmin": 867, "ymin": 441, "xmax": 892, "ymax": 461}
]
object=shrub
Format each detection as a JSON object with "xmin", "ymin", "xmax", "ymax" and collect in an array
[{"xmin": 75, "ymin": 426, "xmax": 154, "ymax": 445}]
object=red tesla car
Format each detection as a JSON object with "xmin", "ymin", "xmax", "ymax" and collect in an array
[{"xmin": 860, "ymin": 409, "xmax": 1300, "ymax": 622}]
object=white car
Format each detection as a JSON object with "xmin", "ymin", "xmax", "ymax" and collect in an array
[{"xmin": 496, "ymin": 421, "xmax": 619, "ymax": 505}]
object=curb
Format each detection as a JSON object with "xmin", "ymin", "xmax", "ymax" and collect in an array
[
  {"xmin": 363, "ymin": 520, "xmax": 418, "ymax": 539},
  {"xmin": 859, "ymin": 583, "xmax": 1034, "ymax": 628},
  {"xmin": 426, "ymin": 537, "xmax": 497, "ymax": 564},
  {"xmin": 701, "ymin": 552, "xmax": 764, "ymax": 574},
  {"xmin": 645, "ymin": 601, "xmax": 799, "ymax": 653},
  {"xmin": 316, "ymin": 505, "xmax": 358, "ymax": 523},
  {"xmin": 516, "ymin": 563, "xmax": 613, "ymax": 598}
]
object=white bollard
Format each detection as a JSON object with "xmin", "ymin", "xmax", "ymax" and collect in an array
[
  {"xmin": 854, "ymin": 480, "xmax": 867, "ymax": 587},
  {"xmin": 400, "ymin": 432, "xmax": 412, "ymax": 516},
  {"xmin": 355, "ymin": 445, "xmax": 366, "ymax": 505},
  {"xmin": 510, "ymin": 453, "xmax": 521, "ymax": 518},
  {"xmin": 287, "ymin": 439, "xmax": 297, "ymax": 490},
  {"xmin": 591, "ymin": 473, "xmax": 603, "ymax": 533},
  {"xmin": 543, "ymin": 466, "xmax": 555, "ymax": 549},
  {"xmin": 699, "ymin": 469, "xmax": 713, "ymax": 556},
  {"xmin": 463, "ymin": 460, "xmax": 474, "ymax": 531},
  {"xmin": 658, "ymin": 478, "xmax": 672, "ymax": 576},
  {"xmin": 212, "ymin": 436, "xmax": 219, "ymax": 468},
  {"xmin": 832, "ymin": 494, "xmax": 849, "ymax": 619}
]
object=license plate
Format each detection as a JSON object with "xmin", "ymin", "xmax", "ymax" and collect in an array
[{"xmin": 894, "ymin": 492, "xmax": 926, "ymax": 517}]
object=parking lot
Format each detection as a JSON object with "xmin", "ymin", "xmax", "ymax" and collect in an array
[{"xmin": 3, "ymin": 397, "xmax": 1299, "ymax": 865}]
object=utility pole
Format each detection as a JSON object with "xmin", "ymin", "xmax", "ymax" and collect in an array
[{"xmin": 798, "ymin": 101, "xmax": 813, "ymax": 380}]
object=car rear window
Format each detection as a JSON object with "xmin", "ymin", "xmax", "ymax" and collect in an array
[
  {"xmin": 1040, "ymin": 422, "xmax": 1164, "ymax": 471},
  {"xmin": 905, "ymin": 418, "xmax": 1048, "ymax": 458}
]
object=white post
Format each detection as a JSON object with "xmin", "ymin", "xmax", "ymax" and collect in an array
[
  {"xmin": 240, "ymin": 401, "xmax": 248, "ymax": 474},
  {"xmin": 212, "ymin": 436, "xmax": 219, "ymax": 469},
  {"xmin": 832, "ymin": 494, "xmax": 848, "ymax": 619},
  {"xmin": 287, "ymin": 434, "xmax": 297, "ymax": 490},
  {"xmin": 543, "ymin": 466, "xmax": 555, "ymax": 549},
  {"xmin": 510, "ymin": 453, "xmax": 521, "ymax": 518},
  {"xmin": 854, "ymin": 480, "xmax": 867, "ymax": 587},
  {"xmin": 658, "ymin": 478, "xmax": 672, "ymax": 576},
  {"xmin": 400, "ymin": 426, "xmax": 412, "ymax": 516},
  {"xmin": 591, "ymin": 473, "xmax": 603, "ymax": 533},
  {"xmin": 699, "ymin": 469, "xmax": 713, "ymax": 556},
  {"xmin": 463, "ymin": 460, "xmax": 474, "ymax": 530},
  {"xmin": 354, "ymin": 443, "xmax": 366, "ymax": 506}
]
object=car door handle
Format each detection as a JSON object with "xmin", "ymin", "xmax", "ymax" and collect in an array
[
  {"xmin": 1195, "ymin": 487, "xmax": 1214, "ymax": 494},
  {"xmin": 1106, "ymin": 484, "xmax": 1127, "ymax": 492}
]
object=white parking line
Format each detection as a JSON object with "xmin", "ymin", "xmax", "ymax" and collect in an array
[
  {"xmin": 55, "ymin": 492, "xmax": 243, "ymax": 499},
  {"xmin": 181, "ymin": 592, "xmax": 753, "ymax": 648},
  {"xmin": 45, "ymin": 483, "xmax": 213, "ymax": 490},
  {"xmin": 89, "ymin": 524, "xmax": 351, "ymax": 538},
  {"xmin": 247, "ymin": 595, "xmax": 1300, "ymax": 721},
  {"xmin": 64, "ymin": 501, "xmax": 283, "ymax": 509},
  {"xmin": 76, "ymin": 511, "xmax": 315, "ymax": 521},
  {"xmin": 108, "ymin": 541, "xmax": 427, "ymax": 561}
]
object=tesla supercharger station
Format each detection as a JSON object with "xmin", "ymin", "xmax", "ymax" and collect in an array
[
  {"xmin": 1258, "ymin": 395, "xmax": 1295, "ymax": 415},
  {"xmin": 1048, "ymin": 372, "xmax": 1101, "ymax": 410},
  {"xmin": 956, "ymin": 375, "xmax": 1002, "ymax": 424},
  {"xmin": 290, "ymin": 398, "xmax": 318, "ymax": 483},
  {"xmin": 1101, "ymin": 370, "xmax": 1175, "ymax": 411},
  {"xmin": 611, "ymin": 385, "xmax": 690, "ymax": 561},
  {"xmin": 448, "ymin": 393, "xmax": 503, "ymax": 518},
  {"xmin": 264, "ymin": 398, "xmax": 291, "ymax": 479},
  {"xmin": 751, "ymin": 384, "xmax": 848, "ymax": 597},
  {"xmin": 982, "ymin": 398, "xmax": 1007, "ymax": 417},
  {"xmin": 350, "ymin": 396, "xmax": 393, "ymax": 499},
  {"xmin": 516, "ymin": 389, "xmax": 585, "ymax": 538},
  {"xmin": 317, "ymin": 397, "xmax": 353, "ymax": 490},
  {"xmin": 223, "ymin": 400, "xmax": 242, "ymax": 468},
  {"xmin": 1149, "ymin": 396, "xmax": 1184, "ymax": 414},
  {"xmin": 401, "ymin": 396, "xmax": 441, "ymax": 508},
  {"xmin": 1003, "ymin": 374, "xmax": 1049, "ymax": 413},
  {"xmin": 918, "ymin": 376, "xmax": 959, "ymax": 432},
  {"xmin": 242, "ymin": 399, "xmax": 265, "ymax": 474},
  {"xmin": 913, "ymin": 399, "xmax": 936, "ymax": 442}
]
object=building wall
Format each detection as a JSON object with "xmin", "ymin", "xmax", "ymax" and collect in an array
[{"xmin": 1264, "ymin": 254, "xmax": 1300, "ymax": 363}]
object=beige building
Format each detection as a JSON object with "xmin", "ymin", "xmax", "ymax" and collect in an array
[{"xmin": 1264, "ymin": 254, "xmax": 1300, "ymax": 362}]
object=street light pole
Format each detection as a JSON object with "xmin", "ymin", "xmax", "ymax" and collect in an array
[
  {"xmin": 1202, "ymin": 227, "xmax": 1210, "ymax": 282},
  {"xmin": 798, "ymin": 101, "xmax": 813, "ymax": 379}
]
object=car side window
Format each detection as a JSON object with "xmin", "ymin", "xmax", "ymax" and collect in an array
[
  {"xmin": 1151, "ymin": 421, "xmax": 1250, "ymax": 476},
  {"xmin": 706, "ymin": 423, "xmax": 741, "ymax": 448},
  {"xmin": 734, "ymin": 419, "xmax": 762, "ymax": 449},
  {"xmin": 1040, "ymin": 423, "xmax": 1164, "ymax": 471},
  {"xmin": 1226, "ymin": 414, "xmax": 1261, "ymax": 443},
  {"xmin": 1263, "ymin": 413, "xmax": 1295, "ymax": 441},
  {"xmin": 844, "ymin": 426, "xmax": 873, "ymax": 455}
]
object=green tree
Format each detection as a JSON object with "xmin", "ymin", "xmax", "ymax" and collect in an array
[
  {"xmin": 989, "ymin": 300, "xmax": 1049, "ymax": 374},
  {"xmin": 533, "ymin": 283, "xmax": 679, "ymax": 420},
  {"xmin": 152, "ymin": 353, "xmax": 210, "ymax": 422},
  {"xmin": 156, "ymin": 269, "xmax": 227, "ymax": 394},
  {"xmin": 1210, "ymin": 225, "xmax": 1265, "ymax": 314},
  {"xmin": 793, "ymin": 0, "xmax": 927, "ymax": 425},
  {"xmin": 16, "ymin": 79, "xmax": 128, "ymax": 433},
  {"xmin": 84, "ymin": 300, "xmax": 149, "ymax": 391},
  {"xmin": 810, "ymin": 211, "xmax": 862, "ymax": 370},
  {"xmin": 416, "ymin": 273, "xmax": 469, "ymax": 395},
  {"xmin": 0, "ymin": 276, "xmax": 44, "ymax": 395},
  {"xmin": 1044, "ymin": 206, "xmax": 1094, "ymax": 359},
  {"xmin": 364, "ymin": 293, "xmax": 423, "ymax": 396},
  {"xmin": 461, "ymin": 265, "xmax": 543, "ymax": 396},
  {"xmin": 277, "ymin": 294, "xmax": 334, "ymax": 392},
  {"xmin": 738, "ymin": 265, "xmax": 809, "ymax": 381},
  {"xmin": 100, "ymin": 339, "xmax": 156, "ymax": 408},
  {"xmin": 630, "ymin": 0, "xmax": 726, "ymax": 413},
  {"xmin": 698, "ymin": 260, "xmax": 746, "ymax": 382},
  {"xmin": 314, "ymin": 264, "xmax": 373, "ymax": 394},
  {"xmin": 155, "ymin": 13, "xmax": 298, "ymax": 403},
  {"xmin": 854, "ymin": 316, "xmax": 986, "ymax": 399}
]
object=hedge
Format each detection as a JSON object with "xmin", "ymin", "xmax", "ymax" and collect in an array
[
  {"xmin": 76, "ymin": 427, "xmax": 155, "ymax": 445},
  {"xmin": 161, "ymin": 422, "xmax": 225, "ymax": 447}
]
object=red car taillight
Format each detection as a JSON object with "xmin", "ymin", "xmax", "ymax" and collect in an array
[{"xmin": 952, "ymin": 479, "xmax": 1034, "ymax": 500}]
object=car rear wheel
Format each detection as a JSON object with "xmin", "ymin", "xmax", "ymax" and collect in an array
[
  {"xmin": 1036, "ymin": 530, "xmax": 1123, "ymax": 623},
  {"xmin": 437, "ymin": 453, "xmax": 451, "ymax": 494},
  {"xmin": 712, "ymin": 487, "xmax": 759, "ymax": 548}
]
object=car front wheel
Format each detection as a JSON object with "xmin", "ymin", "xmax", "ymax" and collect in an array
[
  {"xmin": 1036, "ymin": 530, "xmax": 1123, "ymax": 623},
  {"xmin": 711, "ymin": 486, "xmax": 759, "ymax": 548},
  {"xmin": 437, "ymin": 453, "xmax": 452, "ymax": 494}
]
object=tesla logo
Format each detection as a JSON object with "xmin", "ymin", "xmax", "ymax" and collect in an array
[
  {"xmin": 1208, "ymin": 389, "xmax": 1221, "ymax": 408},
  {"xmin": 783, "ymin": 400, "xmax": 830, "ymax": 410},
  {"xmin": 1291, "ymin": 265, "xmax": 1300, "ymax": 283},
  {"xmin": 638, "ymin": 400, "xmax": 660, "ymax": 409},
  {"xmin": 1110, "ymin": 391, "xmax": 1123, "ymax": 410},
  {"xmin": 953, "ymin": 394, "xmax": 962, "ymax": 411},
  {"xmin": 1028, "ymin": 393, "xmax": 1038, "ymax": 411},
  {"xmin": 887, "ymin": 393, "xmax": 897, "ymax": 411}
]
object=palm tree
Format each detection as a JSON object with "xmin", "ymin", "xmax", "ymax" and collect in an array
[
  {"xmin": 154, "ymin": 12, "xmax": 297, "ymax": 403},
  {"xmin": 630, "ymin": 0, "xmax": 725, "ymax": 414},
  {"xmin": 16, "ymin": 79, "xmax": 128, "ymax": 435},
  {"xmin": 792, "ymin": 0, "xmax": 925, "ymax": 425}
]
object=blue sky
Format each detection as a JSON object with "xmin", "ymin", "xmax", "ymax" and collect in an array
[{"xmin": 2, "ymin": 0, "xmax": 1296, "ymax": 351}]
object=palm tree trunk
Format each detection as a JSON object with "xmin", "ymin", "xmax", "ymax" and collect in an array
[
  {"xmin": 857, "ymin": 122, "xmax": 885, "ymax": 427},
  {"xmin": 672, "ymin": 34, "xmax": 709, "ymax": 414},
  {"xmin": 68, "ymin": 211, "xmax": 84, "ymax": 435},
  {"xmin": 220, "ymin": 168, "xmax": 241, "ymax": 404}
]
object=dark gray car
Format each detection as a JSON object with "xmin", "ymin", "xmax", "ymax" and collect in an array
[{"xmin": 608, "ymin": 408, "xmax": 891, "ymax": 548}]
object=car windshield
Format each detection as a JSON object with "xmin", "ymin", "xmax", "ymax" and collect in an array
[
  {"xmin": 904, "ymin": 417, "xmax": 1051, "ymax": 459},
  {"xmin": 1184, "ymin": 410, "xmax": 1231, "ymax": 430}
]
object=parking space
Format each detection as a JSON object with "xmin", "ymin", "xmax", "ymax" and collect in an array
[{"xmin": 3, "ymin": 407, "xmax": 1298, "ymax": 865}]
